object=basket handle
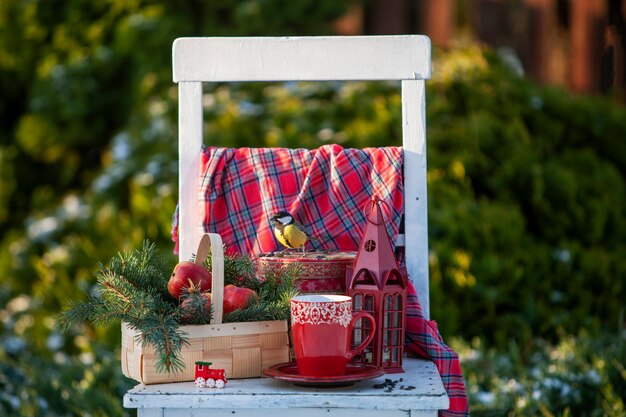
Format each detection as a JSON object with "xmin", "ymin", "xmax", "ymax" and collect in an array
[{"xmin": 194, "ymin": 233, "xmax": 225, "ymax": 324}]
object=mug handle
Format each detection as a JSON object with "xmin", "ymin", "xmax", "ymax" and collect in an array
[{"xmin": 346, "ymin": 311, "xmax": 376, "ymax": 360}]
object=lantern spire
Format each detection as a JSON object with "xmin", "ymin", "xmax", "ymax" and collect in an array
[{"xmin": 346, "ymin": 196, "xmax": 407, "ymax": 290}]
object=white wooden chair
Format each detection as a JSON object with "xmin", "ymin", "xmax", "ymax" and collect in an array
[{"xmin": 124, "ymin": 35, "xmax": 449, "ymax": 417}]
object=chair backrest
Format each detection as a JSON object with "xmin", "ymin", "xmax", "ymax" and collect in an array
[{"xmin": 173, "ymin": 36, "xmax": 432, "ymax": 318}]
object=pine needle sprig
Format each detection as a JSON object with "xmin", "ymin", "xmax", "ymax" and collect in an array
[
  {"xmin": 205, "ymin": 250, "xmax": 259, "ymax": 290},
  {"xmin": 222, "ymin": 290, "xmax": 298, "ymax": 322},
  {"xmin": 222, "ymin": 262, "xmax": 301, "ymax": 323},
  {"xmin": 108, "ymin": 241, "xmax": 171, "ymax": 301},
  {"xmin": 178, "ymin": 290, "xmax": 213, "ymax": 325},
  {"xmin": 257, "ymin": 262, "xmax": 301, "ymax": 302},
  {"xmin": 56, "ymin": 242, "xmax": 188, "ymax": 374},
  {"xmin": 127, "ymin": 311, "xmax": 189, "ymax": 374},
  {"xmin": 56, "ymin": 297, "xmax": 110, "ymax": 334},
  {"xmin": 97, "ymin": 268, "xmax": 138, "ymax": 306},
  {"xmin": 221, "ymin": 301, "xmax": 276, "ymax": 322}
]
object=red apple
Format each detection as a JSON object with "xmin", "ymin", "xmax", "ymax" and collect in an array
[
  {"xmin": 168, "ymin": 261, "xmax": 212, "ymax": 299},
  {"xmin": 222, "ymin": 285, "xmax": 259, "ymax": 315}
]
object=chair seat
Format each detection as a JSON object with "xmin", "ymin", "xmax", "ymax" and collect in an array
[{"xmin": 123, "ymin": 357, "xmax": 448, "ymax": 416}]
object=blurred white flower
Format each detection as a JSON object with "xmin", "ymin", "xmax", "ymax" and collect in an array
[
  {"xmin": 46, "ymin": 333, "xmax": 64, "ymax": 351},
  {"xmin": 474, "ymin": 391, "xmax": 495, "ymax": 405},
  {"xmin": 80, "ymin": 352, "xmax": 95, "ymax": 366},
  {"xmin": 4, "ymin": 336, "xmax": 26, "ymax": 354},
  {"xmin": 26, "ymin": 216, "xmax": 59, "ymax": 240},
  {"xmin": 6, "ymin": 295, "xmax": 31, "ymax": 313}
]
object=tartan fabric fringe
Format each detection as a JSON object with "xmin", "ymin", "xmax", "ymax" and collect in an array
[{"xmin": 406, "ymin": 286, "xmax": 470, "ymax": 416}]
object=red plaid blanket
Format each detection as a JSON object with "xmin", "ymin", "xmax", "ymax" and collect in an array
[
  {"xmin": 406, "ymin": 291, "xmax": 471, "ymax": 416},
  {"xmin": 195, "ymin": 144, "xmax": 404, "ymax": 255},
  {"xmin": 172, "ymin": 144, "xmax": 469, "ymax": 416}
]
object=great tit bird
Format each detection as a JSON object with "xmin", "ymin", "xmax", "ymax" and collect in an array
[{"xmin": 270, "ymin": 211, "xmax": 316, "ymax": 253}]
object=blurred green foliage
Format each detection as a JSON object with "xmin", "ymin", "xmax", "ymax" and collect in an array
[
  {"xmin": 0, "ymin": 1, "xmax": 625, "ymax": 416},
  {"xmin": 426, "ymin": 47, "xmax": 626, "ymax": 351},
  {"xmin": 455, "ymin": 330, "xmax": 626, "ymax": 417}
]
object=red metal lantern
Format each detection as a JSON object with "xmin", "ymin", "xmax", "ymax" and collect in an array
[{"xmin": 346, "ymin": 196, "xmax": 408, "ymax": 373}]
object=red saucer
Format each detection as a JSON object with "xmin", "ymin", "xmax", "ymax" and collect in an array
[{"xmin": 263, "ymin": 362, "xmax": 385, "ymax": 388}]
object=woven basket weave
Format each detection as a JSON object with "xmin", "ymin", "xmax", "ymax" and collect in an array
[{"xmin": 121, "ymin": 233, "xmax": 290, "ymax": 384}]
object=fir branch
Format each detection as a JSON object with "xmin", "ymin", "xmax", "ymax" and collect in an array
[
  {"xmin": 223, "ymin": 302, "xmax": 272, "ymax": 322},
  {"xmin": 205, "ymin": 250, "xmax": 259, "ymax": 290},
  {"xmin": 99, "ymin": 271, "xmax": 133, "ymax": 304},
  {"xmin": 138, "ymin": 314, "xmax": 189, "ymax": 374},
  {"xmin": 223, "ymin": 262, "xmax": 300, "ymax": 323},
  {"xmin": 111, "ymin": 241, "xmax": 171, "ymax": 301},
  {"xmin": 222, "ymin": 290, "xmax": 298, "ymax": 322},
  {"xmin": 178, "ymin": 291, "xmax": 213, "ymax": 325},
  {"xmin": 56, "ymin": 296, "xmax": 108, "ymax": 333},
  {"xmin": 257, "ymin": 262, "xmax": 301, "ymax": 302},
  {"xmin": 57, "ymin": 242, "xmax": 187, "ymax": 374}
]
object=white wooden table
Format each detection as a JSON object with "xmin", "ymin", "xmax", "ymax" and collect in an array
[{"xmin": 124, "ymin": 357, "xmax": 448, "ymax": 417}]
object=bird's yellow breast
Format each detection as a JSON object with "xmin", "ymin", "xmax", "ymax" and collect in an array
[{"xmin": 274, "ymin": 224, "xmax": 308, "ymax": 249}]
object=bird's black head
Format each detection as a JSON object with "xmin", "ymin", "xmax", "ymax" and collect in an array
[{"xmin": 271, "ymin": 211, "xmax": 294, "ymax": 225}]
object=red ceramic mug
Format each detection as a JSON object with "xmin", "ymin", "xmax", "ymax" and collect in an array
[{"xmin": 290, "ymin": 294, "xmax": 376, "ymax": 377}]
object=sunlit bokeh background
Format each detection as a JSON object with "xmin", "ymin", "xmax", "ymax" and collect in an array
[{"xmin": 1, "ymin": 1, "xmax": 625, "ymax": 416}]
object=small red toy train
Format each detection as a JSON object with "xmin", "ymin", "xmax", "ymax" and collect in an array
[{"xmin": 194, "ymin": 361, "xmax": 227, "ymax": 388}]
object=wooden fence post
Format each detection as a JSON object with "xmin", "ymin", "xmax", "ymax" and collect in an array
[
  {"xmin": 524, "ymin": 0, "xmax": 553, "ymax": 83},
  {"xmin": 570, "ymin": 0, "xmax": 607, "ymax": 92},
  {"xmin": 423, "ymin": 0, "xmax": 454, "ymax": 47}
]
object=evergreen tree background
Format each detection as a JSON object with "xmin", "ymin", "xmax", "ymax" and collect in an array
[{"xmin": 0, "ymin": 1, "xmax": 624, "ymax": 416}]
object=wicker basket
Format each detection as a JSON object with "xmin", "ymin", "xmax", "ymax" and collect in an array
[{"xmin": 121, "ymin": 233, "xmax": 290, "ymax": 384}]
